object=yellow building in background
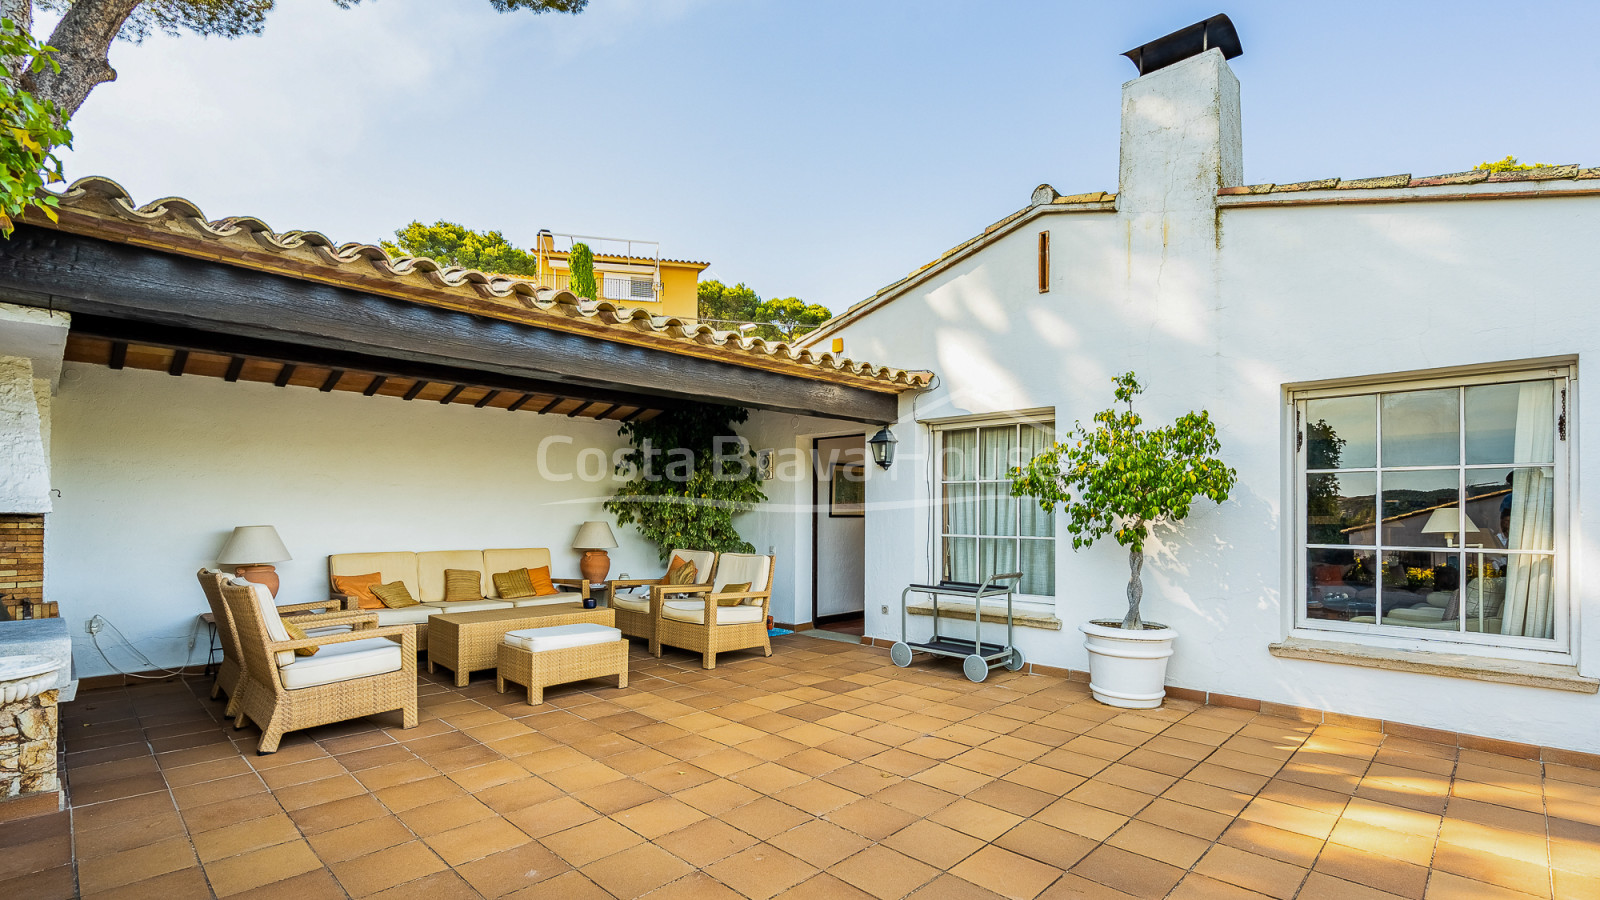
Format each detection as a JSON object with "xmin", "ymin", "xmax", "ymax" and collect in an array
[{"xmin": 534, "ymin": 231, "xmax": 708, "ymax": 322}]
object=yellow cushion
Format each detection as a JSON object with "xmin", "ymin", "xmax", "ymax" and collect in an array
[
  {"xmin": 718, "ymin": 582, "xmax": 752, "ymax": 606},
  {"xmin": 527, "ymin": 566, "xmax": 560, "ymax": 596},
  {"xmin": 372, "ymin": 581, "xmax": 420, "ymax": 608},
  {"xmin": 493, "ymin": 568, "xmax": 537, "ymax": 600},
  {"xmin": 333, "ymin": 572, "xmax": 384, "ymax": 610},
  {"xmin": 666, "ymin": 556, "xmax": 700, "ymax": 586},
  {"xmin": 444, "ymin": 568, "xmax": 482, "ymax": 602},
  {"xmin": 281, "ymin": 618, "xmax": 318, "ymax": 657}
]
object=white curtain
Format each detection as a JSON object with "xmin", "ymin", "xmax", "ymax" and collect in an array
[{"xmin": 1500, "ymin": 382, "xmax": 1556, "ymax": 639}]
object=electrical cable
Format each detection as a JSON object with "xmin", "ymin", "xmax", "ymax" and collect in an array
[{"xmin": 87, "ymin": 615, "xmax": 198, "ymax": 679}]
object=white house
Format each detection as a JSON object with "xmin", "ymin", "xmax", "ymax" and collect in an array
[
  {"xmin": 0, "ymin": 21, "xmax": 1595, "ymax": 763},
  {"xmin": 773, "ymin": 41, "xmax": 1600, "ymax": 754}
]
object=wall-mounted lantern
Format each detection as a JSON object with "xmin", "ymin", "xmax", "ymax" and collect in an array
[{"xmin": 869, "ymin": 427, "xmax": 898, "ymax": 470}]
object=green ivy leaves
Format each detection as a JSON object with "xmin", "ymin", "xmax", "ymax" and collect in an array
[{"xmin": 603, "ymin": 407, "xmax": 767, "ymax": 562}]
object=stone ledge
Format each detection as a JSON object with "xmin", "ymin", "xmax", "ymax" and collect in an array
[
  {"xmin": 1269, "ymin": 638, "xmax": 1599, "ymax": 694},
  {"xmin": 906, "ymin": 603, "xmax": 1061, "ymax": 630}
]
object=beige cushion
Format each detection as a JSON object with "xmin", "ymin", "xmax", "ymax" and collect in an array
[
  {"xmin": 661, "ymin": 600, "xmax": 765, "ymax": 625},
  {"xmin": 279, "ymin": 637, "xmax": 403, "ymax": 689},
  {"xmin": 483, "ymin": 549, "xmax": 553, "ymax": 597},
  {"xmin": 373, "ymin": 605, "xmax": 435, "ymax": 627},
  {"xmin": 612, "ymin": 594, "xmax": 650, "ymax": 613},
  {"xmin": 421, "ymin": 599, "xmax": 512, "ymax": 614},
  {"xmin": 713, "ymin": 554, "xmax": 772, "ymax": 594},
  {"xmin": 670, "ymin": 549, "xmax": 716, "ymax": 582},
  {"xmin": 504, "ymin": 623, "xmax": 620, "ymax": 652},
  {"xmin": 417, "ymin": 551, "xmax": 489, "ymax": 603},
  {"xmin": 505, "ymin": 595, "xmax": 582, "ymax": 609},
  {"xmin": 444, "ymin": 568, "xmax": 485, "ymax": 602},
  {"xmin": 329, "ymin": 552, "xmax": 420, "ymax": 598}
]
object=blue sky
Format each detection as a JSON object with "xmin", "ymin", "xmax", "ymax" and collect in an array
[{"xmin": 55, "ymin": 0, "xmax": 1600, "ymax": 315}]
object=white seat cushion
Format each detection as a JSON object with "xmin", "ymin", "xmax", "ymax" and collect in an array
[
  {"xmin": 373, "ymin": 605, "xmax": 435, "ymax": 626},
  {"xmin": 611, "ymin": 594, "xmax": 650, "ymax": 613},
  {"xmin": 278, "ymin": 637, "xmax": 402, "ymax": 690},
  {"xmin": 504, "ymin": 623, "xmax": 621, "ymax": 652},
  {"xmin": 303, "ymin": 624, "xmax": 354, "ymax": 637},
  {"xmin": 660, "ymin": 600, "xmax": 765, "ymax": 625},
  {"xmin": 505, "ymin": 595, "xmax": 582, "ymax": 609},
  {"xmin": 422, "ymin": 599, "xmax": 513, "ymax": 614}
]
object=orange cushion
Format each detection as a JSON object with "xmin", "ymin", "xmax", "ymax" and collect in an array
[
  {"xmin": 527, "ymin": 565, "xmax": 560, "ymax": 596},
  {"xmin": 666, "ymin": 556, "xmax": 699, "ymax": 586},
  {"xmin": 333, "ymin": 573, "xmax": 384, "ymax": 610}
]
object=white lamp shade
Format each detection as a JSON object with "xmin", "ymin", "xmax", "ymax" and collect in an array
[
  {"xmin": 1420, "ymin": 507, "xmax": 1481, "ymax": 535},
  {"xmin": 216, "ymin": 525, "xmax": 292, "ymax": 565},
  {"xmin": 572, "ymin": 521, "xmax": 618, "ymax": 550}
]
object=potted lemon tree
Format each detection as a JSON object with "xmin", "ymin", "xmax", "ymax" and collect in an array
[{"xmin": 1011, "ymin": 373, "xmax": 1235, "ymax": 708}]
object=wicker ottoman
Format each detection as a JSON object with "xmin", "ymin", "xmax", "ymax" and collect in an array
[{"xmin": 495, "ymin": 623, "xmax": 628, "ymax": 704}]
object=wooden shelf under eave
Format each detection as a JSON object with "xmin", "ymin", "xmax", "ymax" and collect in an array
[{"xmin": 62, "ymin": 335, "xmax": 662, "ymax": 422}]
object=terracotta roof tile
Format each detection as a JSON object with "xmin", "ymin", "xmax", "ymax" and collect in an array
[
  {"xmin": 1337, "ymin": 174, "xmax": 1411, "ymax": 189},
  {"xmin": 1220, "ymin": 164, "xmax": 1592, "ymax": 196},
  {"xmin": 30, "ymin": 177, "xmax": 930, "ymax": 392}
]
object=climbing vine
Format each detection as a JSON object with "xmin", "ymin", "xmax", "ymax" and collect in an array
[{"xmin": 604, "ymin": 406, "xmax": 766, "ymax": 561}]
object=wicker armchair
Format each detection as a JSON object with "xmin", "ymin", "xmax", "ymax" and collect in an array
[
  {"xmin": 196, "ymin": 569, "xmax": 366, "ymax": 719},
  {"xmin": 610, "ymin": 549, "xmax": 716, "ymax": 648},
  {"xmin": 220, "ymin": 577, "xmax": 417, "ymax": 754},
  {"xmin": 652, "ymin": 553, "xmax": 774, "ymax": 669}
]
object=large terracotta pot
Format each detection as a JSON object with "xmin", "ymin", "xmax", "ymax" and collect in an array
[
  {"xmin": 1080, "ymin": 620, "xmax": 1176, "ymax": 709},
  {"xmin": 579, "ymin": 550, "xmax": 611, "ymax": 584},
  {"xmin": 234, "ymin": 564, "xmax": 281, "ymax": 597}
]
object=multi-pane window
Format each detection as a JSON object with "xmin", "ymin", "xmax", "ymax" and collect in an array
[
  {"xmin": 938, "ymin": 420, "xmax": 1056, "ymax": 597},
  {"xmin": 1297, "ymin": 369, "xmax": 1569, "ymax": 650}
]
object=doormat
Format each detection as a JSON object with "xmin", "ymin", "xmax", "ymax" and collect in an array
[{"xmin": 768, "ymin": 628, "xmax": 793, "ymax": 637}]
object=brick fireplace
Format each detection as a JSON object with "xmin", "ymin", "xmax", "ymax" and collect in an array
[{"xmin": 0, "ymin": 515, "xmax": 49, "ymax": 619}]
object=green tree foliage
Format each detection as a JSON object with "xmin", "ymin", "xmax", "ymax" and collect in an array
[
  {"xmin": 757, "ymin": 296, "xmax": 833, "ymax": 342},
  {"xmin": 697, "ymin": 279, "xmax": 761, "ymax": 321},
  {"xmin": 1474, "ymin": 156, "xmax": 1553, "ymax": 173},
  {"xmin": 1011, "ymin": 373, "xmax": 1236, "ymax": 630},
  {"xmin": 381, "ymin": 220, "xmax": 537, "ymax": 277},
  {"xmin": 0, "ymin": 19, "xmax": 70, "ymax": 234},
  {"xmin": 604, "ymin": 406, "xmax": 766, "ymax": 561},
  {"xmin": 567, "ymin": 242, "xmax": 597, "ymax": 300},
  {"xmin": 696, "ymin": 279, "xmax": 832, "ymax": 341}
]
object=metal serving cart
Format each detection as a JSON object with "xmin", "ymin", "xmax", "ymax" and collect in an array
[{"xmin": 890, "ymin": 572, "xmax": 1025, "ymax": 682}]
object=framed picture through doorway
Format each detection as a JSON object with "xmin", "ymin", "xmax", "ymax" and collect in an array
[{"xmin": 829, "ymin": 464, "xmax": 866, "ymax": 517}]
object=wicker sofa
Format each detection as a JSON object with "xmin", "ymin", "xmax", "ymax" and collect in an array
[{"xmin": 329, "ymin": 548, "xmax": 589, "ymax": 653}]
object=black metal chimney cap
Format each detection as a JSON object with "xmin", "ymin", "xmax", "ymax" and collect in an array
[{"xmin": 1121, "ymin": 14, "xmax": 1242, "ymax": 77}]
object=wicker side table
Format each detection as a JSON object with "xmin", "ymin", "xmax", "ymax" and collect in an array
[
  {"xmin": 427, "ymin": 605, "xmax": 613, "ymax": 687},
  {"xmin": 496, "ymin": 635, "xmax": 628, "ymax": 704}
]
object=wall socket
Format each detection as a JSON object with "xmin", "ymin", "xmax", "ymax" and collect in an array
[{"xmin": 84, "ymin": 617, "xmax": 101, "ymax": 635}]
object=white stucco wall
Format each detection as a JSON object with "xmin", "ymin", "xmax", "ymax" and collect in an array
[
  {"xmin": 822, "ymin": 54, "xmax": 1600, "ymax": 752},
  {"xmin": 48, "ymin": 363, "xmax": 666, "ymax": 678}
]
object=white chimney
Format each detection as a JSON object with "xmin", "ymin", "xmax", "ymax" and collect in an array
[{"xmin": 1118, "ymin": 47, "xmax": 1243, "ymax": 215}]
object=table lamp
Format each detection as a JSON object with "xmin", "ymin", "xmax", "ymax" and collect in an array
[
  {"xmin": 217, "ymin": 525, "xmax": 292, "ymax": 596},
  {"xmin": 1420, "ymin": 507, "xmax": 1481, "ymax": 548},
  {"xmin": 572, "ymin": 521, "xmax": 618, "ymax": 583}
]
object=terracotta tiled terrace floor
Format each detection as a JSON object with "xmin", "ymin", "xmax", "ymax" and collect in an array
[{"xmin": 6, "ymin": 634, "xmax": 1599, "ymax": 899}]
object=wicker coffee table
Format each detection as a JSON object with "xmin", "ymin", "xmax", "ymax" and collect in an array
[{"xmin": 427, "ymin": 604, "xmax": 614, "ymax": 687}]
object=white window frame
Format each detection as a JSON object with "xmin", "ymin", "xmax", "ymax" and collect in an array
[
  {"xmin": 929, "ymin": 410, "xmax": 1057, "ymax": 606},
  {"xmin": 1289, "ymin": 364, "xmax": 1574, "ymax": 659}
]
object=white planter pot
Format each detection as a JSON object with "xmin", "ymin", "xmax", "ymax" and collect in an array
[{"xmin": 1080, "ymin": 620, "xmax": 1176, "ymax": 709}]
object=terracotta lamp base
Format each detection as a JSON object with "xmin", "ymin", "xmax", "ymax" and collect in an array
[
  {"xmin": 233, "ymin": 564, "xmax": 281, "ymax": 597},
  {"xmin": 579, "ymin": 550, "xmax": 610, "ymax": 584}
]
